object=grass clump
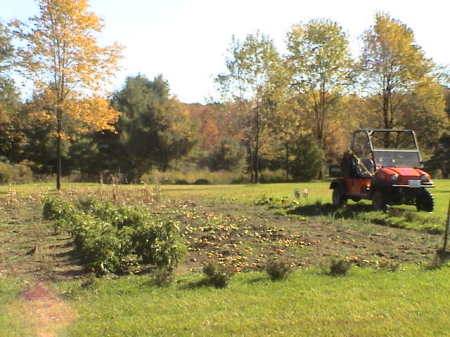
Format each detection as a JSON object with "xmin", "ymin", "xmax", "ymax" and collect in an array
[
  {"xmin": 376, "ymin": 258, "xmax": 400, "ymax": 272},
  {"xmin": 424, "ymin": 250, "xmax": 450, "ymax": 271},
  {"xmin": 152, "ymin": 267, "xmax": 175, "ymax": 287},
  {"xmin": 265, "ymin": 259, "xmax": 293, "ymax": 281},
  {"xmin": 202, "ymin": 263, "xmax": 234, "ymax": 288},
  {"xmin": 326, "ymin": 258, "xmax": 351, "ymax": 276}
]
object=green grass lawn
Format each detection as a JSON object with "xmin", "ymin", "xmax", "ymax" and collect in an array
[
  {"xmin": 0, "ymin": 180, "xmax": 449, "ymax": 337},
  {"xmin": 55, "ymin": 267, "xmax": 450, "ymax": 337},
  {"xmin": 0, "ymin": 279, "xmax": 28, "ymax": 337},
  {"xmin": 2, "ymin": 178, "xmax": 448, "ymax": 213}
]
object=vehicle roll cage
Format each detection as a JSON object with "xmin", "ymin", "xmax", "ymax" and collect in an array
[{"xmin": 350, "ymin": 128, "xmax": 423, "ymax": 164}]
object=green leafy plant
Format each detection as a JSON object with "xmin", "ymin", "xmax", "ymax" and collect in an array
[
  {"xmin": 133, "ymin": 220, "xmax": 186, "ymax": 271},
  {"xmin": 42, "ymin": 196, "xmax": 78, "ymax": 233},
  {"xmin": 43, "ymin": 196, "xmax": 186, "ymax": 276}
]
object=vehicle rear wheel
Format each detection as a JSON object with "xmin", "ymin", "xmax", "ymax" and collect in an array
[
  {"xmin": 416, "ymin": 188, "xmax": 434, "ymax": 212},
  {"xmin": 332, "ymin": 187, "xmax": 346, "ymax": 207},
  {"xmin": 372, "ymin": 191, "xmax": 387, "ymax": 212}
]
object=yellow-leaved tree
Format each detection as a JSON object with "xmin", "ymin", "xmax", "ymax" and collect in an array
[
  {"xmin": 12, "ymin": 0, "xmax": 123, "ymax": 189},
  {"xmin": 360, "ymin": 13, "xmax": 436, "ymax": 142}
]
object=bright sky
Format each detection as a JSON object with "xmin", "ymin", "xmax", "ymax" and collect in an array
[{"xmin": 3, "ymin": 0, "xmax": 450, "ymax": 103}]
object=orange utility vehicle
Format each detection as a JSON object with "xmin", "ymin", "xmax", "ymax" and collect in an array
[{"xmin": 330, "ymin": 129, "xmax": 434, "ymax": 212}]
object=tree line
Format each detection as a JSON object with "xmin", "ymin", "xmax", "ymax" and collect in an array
[
  {"xmin": 215, "ymin": 15, "xmax": 449, "ymax": 182},
  {"xmin": 0, "ymin": 1, "xmax": 448, "ymax": 187}
]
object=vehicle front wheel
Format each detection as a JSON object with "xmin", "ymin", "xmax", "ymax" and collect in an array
[
  {"xmin": 332, "ymin": 187, "xmax": 346, "ymax": 207},
  {"xmin": 372, "ymin": 191, "xmax": 387, "ymax": 212},
  {"xmin": 416, "ymin": 188, "xmax": 434, "ymax": 212}
]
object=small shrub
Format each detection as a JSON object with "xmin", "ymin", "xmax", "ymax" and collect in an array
[
  {"xmin": 79, "ymin": 222, "xmax": 123, "ymax": 275},
  {"xmin": 133, "ymin": 219, "xmax": 186, "ymax": 270},
  {"xmin": 141, "ymin": 169, "xmax": 245, "ymax": 185},
  {"xmin": 77, "ymin": 197, "xmax": 97, "ymax": 212},
  {"xmin": 44, "ymin": 196, "xmax": 186, "ymax": 276},
  {"xmin": 202, "ymin": 263, "xmax": 233, "ymax": 288},
  {"xmin": 0, "ymin": 161, "xmax": 33, "ymax": 184},
  {"xmin": 194, "ymin": 178, "xmax": 210, "ymax": 185},
  {"xmin": 42, "ymin": 196, "xmax": 72, "ymax": 220},
  {"xmin": 265, "ymin": 259, "xmax": 292, "ymax": 281},
  {"xmin": 42, "ymin": 196, "xmax": 78, "ymax": 233},
  {"xmin": 175, "ymin": 179, "xmax": 189, "ymax": 185},
  {"xmin": 254, "ymin": 195, "xmax": 272, "ymax": 206},
  {"xmin": 259, "ymin": 169, "xmax": 287, "ymax": 183},
  {"xmin": 328, "ymin": 258, "xmax": 351, "ymax": 276},
  {"xmin": 79, "ymin": 198, "xmax": 149, "ymax": 229}
]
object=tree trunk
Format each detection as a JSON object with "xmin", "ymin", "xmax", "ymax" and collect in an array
[
  {"xmin": 254, "ymin": 138, "xmax": 260, "ymax": 184},
  {"xmin": 442, "ymin": 167, "xmax": 449, "ymax": 179},
  {"xmin": 56, "ymin": 107, "xmax": 62, "ymax": 191},
  {"xmin": 285, "ymin": 143, "xmax": 289, "ymax": 181},
  {"xmin": 254, "ymin": 106, "xmax": 260, "ymax": 184},
  {"xmin": 382, "ymin": 89, "xmax": 391, "ymax": 147},
  {"xmin": 247, "ymin": 144, "xmax": 254, "ymax": 183}
]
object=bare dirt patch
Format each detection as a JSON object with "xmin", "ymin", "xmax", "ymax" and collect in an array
[{"xmin": 9, "ymin": 283, "xmax": 76, "ymax": 337}]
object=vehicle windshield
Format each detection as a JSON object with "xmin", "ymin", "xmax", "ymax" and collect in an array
[
  {"xmin": 372, "ymin": 150, "xmax": 421, "ymax": 168},
  {"xmin": 369, "ymin": 130, "xmax": 421, "ymax": 167},
  {"xmin": 370, "ymin": 131, "xmax": 417, "ymax": 150}
]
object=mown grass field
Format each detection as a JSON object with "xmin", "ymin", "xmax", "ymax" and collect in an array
[{"xmin": 0, "ymin": 180, "xmax": 449, "ymax": 337}]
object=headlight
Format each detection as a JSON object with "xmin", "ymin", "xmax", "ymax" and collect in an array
[
  {"xmin": 420, "ymin": 174, "xmax": 430, "ymax": 182},
  {"xmin": 391, "ymin": 173, "xmax": 399, "ymax": 182}
]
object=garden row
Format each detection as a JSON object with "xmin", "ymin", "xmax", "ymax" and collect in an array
[{"xmin": 42, "ymin": 197, "xmax": 186, "ymax": 276}]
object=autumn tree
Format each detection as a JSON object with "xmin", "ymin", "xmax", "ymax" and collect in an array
[
  {"xmin": 261, "ymin": 64, "xmax": 299, "ymax": 179},
  {"xmin": 0, "ymin": 81, "xmax": 23, "ymax": 162},
  {"xmin": 396, "ymin": 79, "xmax": 447, "ymax": 152},
  {"xmin": 360, "ymin": 13, "xmax": 437, "ymax": 146},
  {"xmin": 0, "ymin": 21, "xmax": 14, "ymax": 75},
  {"xmin": 286, "ymin": 19, "xmax": 353, "ymax": 151},
  {"xmin": 12, "ymin": 0, "xmax": 123, "ymax": 189},
  {"xmin": 217, "ymin": 32, "xmax": 280, "ymax": 183},
  {"xmin": 184, "ymin": 103, "xmax": 220, "ymax": 151},
  {"xmin": 10, "ymin": 96, "xmax": 58, "ymax": 173},
  {"xmin": 0, "ymin": 21, "xmax": 22, "ymax": 161}
]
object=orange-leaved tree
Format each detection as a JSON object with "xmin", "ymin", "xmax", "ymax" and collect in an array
[{"xmin": 12, "ymin": 0, "xmax": 123, "ymax": 189}]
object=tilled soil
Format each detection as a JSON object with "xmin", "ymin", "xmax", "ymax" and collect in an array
[
  {"xmin": 178, "ymin": 200, "xmax": 441, "ymax": 271},
  {"xmin": 0, "ymin": 197, "xmax": 442, "ymax": 281}
]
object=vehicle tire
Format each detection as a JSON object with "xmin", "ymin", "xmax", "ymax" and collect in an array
[
  {"xmin": 416, "ymin": 188, "xmax": 434, "ymax": 212},
  {"xmin": 332, "ymin": 187, "xmax": 346, "ymax": 207},
  {"xmin": 372, "ymin": 191, "xmax": 387, "ymax": 212}
]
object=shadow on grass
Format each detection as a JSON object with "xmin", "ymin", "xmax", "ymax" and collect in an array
[
  {"xmin": 246, "ymin": 276, "xmax": 268, "ymax": 284},
  {"xmin": 288, "ymin": 201, "xmax": 443, "ymax": 234},
  {"xmin": 287, "ymin": 202, "xmax": 373, "ymax": 218},
  {"xmin": 178, "ymin": 278, "xmax": 211, "ymax": 290}
]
